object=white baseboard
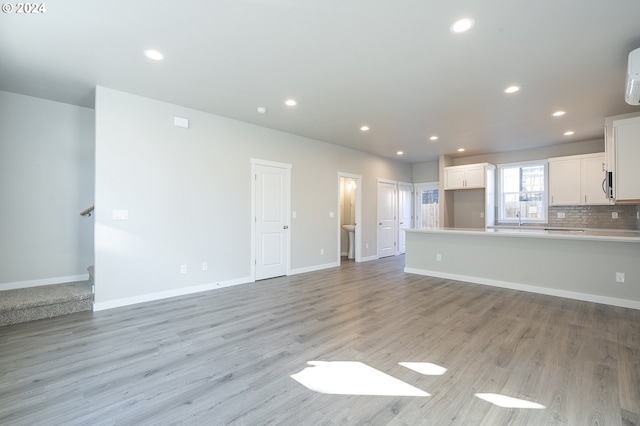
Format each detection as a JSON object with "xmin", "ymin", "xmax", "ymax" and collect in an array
[
  {"xmin": 0, "ymin": 274, "xmax": 90, "ymax": 291},
  {"xmin": 404, "ymin": 267, "xmax": 640, "ymax": 310},
  {"xmin": 357, "ymin": 255, "xmax": 379, "ymax": 263},
  {"xmin": 290, "ymin": 261, "xmax": 339, "ymax": 276},
  {"xmin": 93, "ymin": 276, "xmax": 252, "ymax": 311}
]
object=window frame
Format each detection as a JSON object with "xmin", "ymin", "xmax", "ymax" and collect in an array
[{"xmin": 497, "ymin": 160, "xmax": 549, "ymax": 224}]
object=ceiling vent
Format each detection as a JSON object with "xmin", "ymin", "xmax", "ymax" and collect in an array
[{"xmin": 626, "ymin": 47, "xmax": 640, "ymax": 105}]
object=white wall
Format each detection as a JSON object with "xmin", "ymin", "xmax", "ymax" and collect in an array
[
  {"xmin": 95, "ymin": 87, "xmax": 412, "ymax": 309},
  {"xmin": 0, "ymin": 91, "xmax": 95, "ymax": 289}
]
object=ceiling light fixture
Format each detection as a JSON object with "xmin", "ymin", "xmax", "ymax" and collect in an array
[
  {"xmin": 457, "ymin": 148, "xmax": 465, "ymax": 152},
  {"xmin": 429, "ymin": 136, "xmax": 438, "ymax": 141},
  {"xmin": 143, "ymin": 49, "xmax": 164, "ymax": 61},
  {"xmin": 360, "ymin": 126, "xmax": 370, "ymax": 131},
  {"xmin": 564, "ymin": 131, "xmax": 575, "ymax": 136},
  {"xmin": 285, "ymin": 99, "xmax": 297, "ymax": 106},
  {"xmin": 504, "ymin": 86, "xmax": 520, "ymax": 94},
  {"xmin": 451, "ymin": 18, "xmax": 475, "ymax": 33},
  {"xmin": 397, "ymin": 151, "xmax": 404, "ymax": 155},
  {"xmin": 552, "ymin": 111, "xmax": 566, "ymax": 117}
]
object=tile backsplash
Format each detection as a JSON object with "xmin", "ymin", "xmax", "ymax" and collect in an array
[
  {"xmin": 496, "ymin": 204, "xmax": 640, "ymax": 230},
  {"xmin": 548, "ymin": 205, "xmax": 639, "ymax": 230}
]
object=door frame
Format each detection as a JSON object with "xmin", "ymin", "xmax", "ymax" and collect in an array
[
  {"xmin": 397, "ymin": 181, "xmax": 414, "ymax": 255},
  {"xmin": 250, "ymin": 158, "xmax": 292, "ymax": 282},
  {"xmin": 336, "ymin": 172, "xmax": 363, "ymax": 263}
]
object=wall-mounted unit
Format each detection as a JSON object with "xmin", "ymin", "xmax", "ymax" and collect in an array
[{"xmin": 626, "ymin": 47, "xmax": 640, "ymax": 105}]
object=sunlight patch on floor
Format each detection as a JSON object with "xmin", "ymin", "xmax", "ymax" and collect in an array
[
  {"xmin": 398, "ymin": 362, "xmax": 447, "ymax": 375},
  {"xmin": 475, "ymin": 393, "xmax": 546, "ymax": 409},
  {"xmin": 291, "ymin": 361, "xmax": 430, "ymax": 396}
]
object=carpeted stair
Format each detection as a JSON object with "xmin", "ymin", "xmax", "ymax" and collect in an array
[{"xmin": 0, "ymin": 266, "xmax": 94, "ymax": 327}]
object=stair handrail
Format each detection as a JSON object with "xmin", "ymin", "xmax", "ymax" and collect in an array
[{"xmin": 80, "ymin": 205, "xmax": 94, "ymax": 217}]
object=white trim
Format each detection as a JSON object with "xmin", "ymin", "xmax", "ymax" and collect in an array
[
  {"xmin": 358, "ymin": 255, "xmax": 380, "ymax": 263},
  {"xmin": 290, "ymin": 261, "xmax": 340, "ymax": 276},
  {"xmin": 404, "ymin": 267, "xmax": 640, "ymax": 310},
  {"xmin": 93, "ymin": 276, "xmax": 252, "ymax": 311},
  {"xmin": 249, "ymin": 158, "xmax": 292, "ymax": 169},
  {"xmin": 0, "ymin": 274, "xmax": 90, "ymax": 291}
]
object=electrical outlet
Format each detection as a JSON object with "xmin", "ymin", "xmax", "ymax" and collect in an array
[
  {"xmin": 616, "ymin": 272, "xmax": 625, "ymax": 283},
  {"xmin": 180, "ymin": 264, "xmax": 187, "ymax": 274},
  {"xmin": 557, "ymin": 212, "xmax": 566, "ymax": 219},
  {"xmin": 202, "ymin": 262, "xmax": 208, "ymax": 271},
  {"xmin": 365, "ymin": 243, "xmax": 369, "ymax": 249},
  {"xmin": 320, "ymin": 248, "xmax": 324, "ymax": 255},
  {"xmin": 480, "ymin": 212, "xmax": 484, "ymax": 218},
  {"xmin": 436, "ymin": 253, "xmax": 442, "ymax": 262},
  {"xmin": 637, "ymin": 212, "xmax": 639, "ymax": 220},
  {"xmin": 612, "ymin": 212, "xmax": 618, "ymax": 219}
]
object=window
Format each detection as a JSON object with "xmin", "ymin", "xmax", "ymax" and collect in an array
[{"xmin": 498, "ymin": 161, "xmax": 548, "ymax": 223}]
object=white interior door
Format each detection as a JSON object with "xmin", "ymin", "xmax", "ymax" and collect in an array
[
  {"xmin": 398, "ymin": 183, "xmax": 413, "ymax": 254},
  {"xmin": 377, "ymin": 180, "xmax": 396, "ymax": 258},
  {"xmin": 254, "ymin": 162, "xmax": 290, "ymax": 280}
]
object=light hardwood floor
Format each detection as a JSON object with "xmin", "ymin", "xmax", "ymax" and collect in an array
[{"xmin": 1, "ymin": 256, "xmax": 639, "ymax": 425}]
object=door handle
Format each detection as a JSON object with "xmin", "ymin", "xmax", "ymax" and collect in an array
[{"xmin": 283, "ymin": 225, "xmax": 289, "ymax": 229}]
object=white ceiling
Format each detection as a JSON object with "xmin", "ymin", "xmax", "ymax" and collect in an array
[{"xmin": 2, "ymin": 0, "xmax": 640, "ymax": 163}]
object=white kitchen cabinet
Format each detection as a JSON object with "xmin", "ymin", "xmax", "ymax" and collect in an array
[
  {"xmin": 548, "ymin": 153, "xmax": 608, "ymax": 206},
  {"xmin": 581, "ymin": 155, "xmax": 609, "ymax": 205},
  {"xmin": 548, "ymin": 158, "xmax": 581, "ymax": 205},
  {"xmin": 605, "ymin": 113, "xmax": 640, "ymax": 202},
  {"xmin": 444, "ymin": 163, "xmax": 493, "ymax": 190},
  {"xmin": 613, "ymin": 116, "xmax": 640, "ymax": 201}
]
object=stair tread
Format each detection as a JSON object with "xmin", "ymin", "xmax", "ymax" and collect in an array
[{"xmin": 0, "ymin": 281, "xmax": 93, "ymax": 313}]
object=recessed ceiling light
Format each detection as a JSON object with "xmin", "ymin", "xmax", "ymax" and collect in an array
[
  {"xmin": 429, "ymin": 136, "xmax": 438, "ymax": 141},
  {"xmin": 457, "ymin": 148, "xmax": 465, "ymax": 152},
  {"xmin": 285, "ymin": 99, "xmax": 297, "ymax": 106},
  {"xmin": 451, "ymin": 18, "xmax": 475, "ymax": 33},
  {"xmin": 257, "ymin": 107, "xmax": 267, "ymax": 114},
  {"xmin": 397, "ymin": 151, "xmax": 404, "ymax": 155},
  {"xmin": 143, "ymin": 49, "xmax": 164, "ymax": 61},
  {"xmin": 504, "ymin": 86, "xmax": 520, "ymax": 94},
  {"xmin": 360, "ymin": 126, "xmax": 370, "ymax": 131},
  {"xmin": 564, "ymin": 131, "xmax": 575, "ymax": 136},
  {"xmin": 552, "ymin": 111, "xmax": 566, "ymax": 117}
]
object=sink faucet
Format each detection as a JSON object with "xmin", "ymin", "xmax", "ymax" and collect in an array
[{"xmin": 516, "ymin": 210, "xmax": 522, "ymax": 226}]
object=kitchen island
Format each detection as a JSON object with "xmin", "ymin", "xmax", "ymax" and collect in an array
[{"xmin": 404, "ymin": 227, "xmax": 640, "ymax": 309}]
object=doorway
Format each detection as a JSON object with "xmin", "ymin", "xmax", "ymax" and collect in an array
[
  {"xmin": 251, "ymin": 159, "xmax": 292, "ymax": 281},
  {"xmin": 337, "ymin": 173, "xmax": 362, "ymax": 264},
  {"xmin": 414, "ymin": 182, "xmax": 440, "ymax": 228}
]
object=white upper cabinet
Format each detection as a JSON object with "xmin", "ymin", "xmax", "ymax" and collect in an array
[
  {"xmin": 444, "ymin": 163, "xmax": 494, "ymax": 190},
  {"xmin": 612, "ymin": 116, "xmax": 640, "ymax": 201},
  {"xmin": 548, "ymin": 153, "xmax": 608, "ymax": 206},
  {"xmin": 581, "ymin": 155, "xmax": 609, "ymax": 205},
  {"xmin": 549, "ymin": 158, "xmax": 581, "ymax": 205}
]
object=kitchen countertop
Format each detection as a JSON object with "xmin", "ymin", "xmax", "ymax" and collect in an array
[{"xmin": 405, "ymin": 226, "xmax": 640, "ymax": 243}]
